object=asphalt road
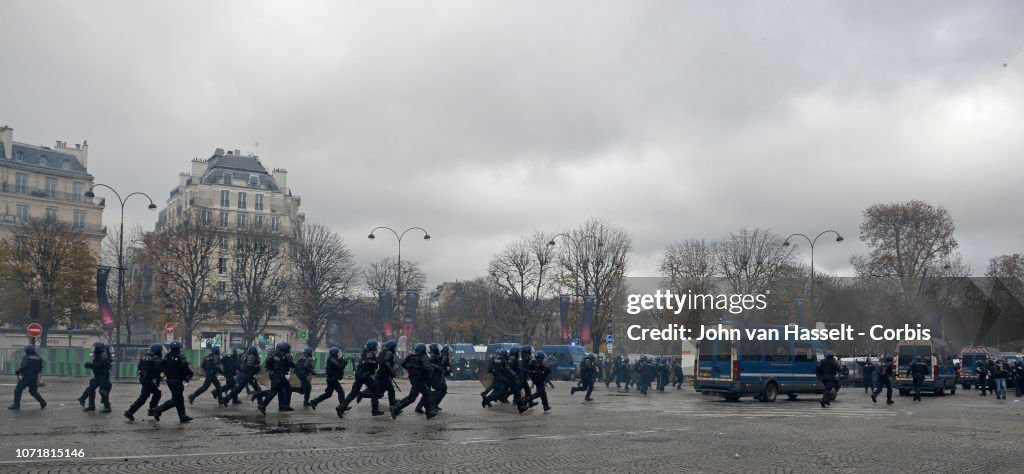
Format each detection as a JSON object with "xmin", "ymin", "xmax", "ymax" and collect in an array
[{"xmin": 1, "ymin": 376, "xmax": 1022, "ymax": 473}]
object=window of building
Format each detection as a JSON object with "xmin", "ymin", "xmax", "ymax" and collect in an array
[
  {"xmin": 254, "ymin": 194, "xmax": 264, "ymax": 211},
  {"xmin": 73, "ymin": 210, "xmax": 86, "ymax": 229},
  {"xmin": 254, "ymin": 215, "xmax": 264, "ymax": 227},
  {"xmin": 217, "ymin": 281, "xmax": 226, "ymax": 292},
  {"xmin": 249, "ymin": 175, "xmax": 260, "ymax": 188},
  {"xmin": 237, "ymin": 259, "xmax": 245, "ymax": 272},
  {"xmin": 73, "ymin": 182, "xmax": 84, "ymax": 201},
  {"xmin": 220, "ymin": 190, "xmax": 230, "ymax": 207},
  {"xmin": 220, "ymin": 236, "xmax": 228, "ymax": 250},
  {"xmin": 202, "ymin": 210, "xmax": 212, "ymax": 223},
  {"xmin": 237, "ymin": 213, "xmax": 247, "ymax": 228},
  {"xmin": 223, "ymin": 172, "xmax": 233, "ymax": 186},
  {"xmin": 238, "ymin": 192, "xmax": 247, "ymax": 209},
  {"xmin": 218, "ymin": 258, "xmax": 226, "ymax": 274},
  {"xmin": 62, "ymin": 160, "xmax": 70, "ymax": 171},
  {"xmin": 271, "ymin": 216, "xmax": 279, "ymax": 231},
  {"xmin": 15, "ymin": 173, "xmax": 28, "ymax": 193},
  {"xmin": 45, "ymin": 207, "xmax": 58, "ymax": 222},
  {"xmin": 44, "ymin": 177, "xmax": 58, "ymax": 196},
  {"xmin": 16, "ymin": 204, "xmax": 29, "ymax": 221},
  {"xmin": 219, "ymin": 211, "xmax": 228, "ymax": 227},
  {"xmin": 15, "ymin": 151, "xmax": 23, "ymax": 162}
]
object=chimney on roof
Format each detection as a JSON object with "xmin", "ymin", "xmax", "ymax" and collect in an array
[
  {"xmin": 272, "ymin": 168, "xmax": 288, "ymax": 192},
  {"xmin": 191, "ymin": 158, "xmax": 208, "ymax": 178},
  {"xmin": 54, "ymin": 138, "xmax": 89, "ymax": 168},
  {"xmin": 214, "ymin": 148, "xmax": 225, "ymax": 157},
  {"xmin": 0, "ymin": 126, "xmax": 13, "ymax": 161},
  {"xmin": 234, "ymin": 149, "xmax": 240, "ymax": 156}
]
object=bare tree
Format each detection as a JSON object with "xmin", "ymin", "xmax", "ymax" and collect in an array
[
  {"xmin": 488, "ymin": 231, "xmax": 556, "ymax": 343},
  {"xmin": 555, "ymin": 218, "xmax": 632, "ymax": 352},
  {"xmin": 659, "ymin": 239, "xmax": 719, "ymax": 326},
  {"xmin": 0, "ymin": 218, "xmax": 96, "ymax": 346},
  {"xmin": 986, "ymin": 254, "xmax": 1024, "ymax": 278},
  {"xmin": 364, "ymin": 257, "xmax": 426, "ymax": 337},
  {"xmin": 229, "ymin": 221, "xmax": 289, "ymax": 347},
  {"xmin": 101, "ymin": 224, "xmax": 152, "ymax": 345},
  {"xmin": 851, "ymin": 200, "xmax": 958, "ymax": 290},
  {"xmin": 144, "ymin": 209, "xmax": 221, "ymax": 349},
  {"xmin": 290, "ymin": 222, "xmax": 359, "ymax": 350},
  {"xmin": 715, "ymin": 227, "xmax": 794, "ymax": 295}
]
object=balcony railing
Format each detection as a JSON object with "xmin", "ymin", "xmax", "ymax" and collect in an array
[
  {"xmin": 0, "ymin": 214, "xmax": 106, "ymax": 235},
  {"xmin": 0, "ymin": 182, "xmax": 100, "ymax": 205}
]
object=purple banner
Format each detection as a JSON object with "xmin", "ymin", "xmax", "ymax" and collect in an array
[
  {"xmin": 404, "ymin": 291, "xmax": 418, "ymax": 337},
  {"xmin": 97, "ymin": 266, "xmax": 114, "ymax": 330},
  {"xmin": 582, "ymin": 295, "xmax": 595, "ymax": 344},
  {"xmin": 379, "ymin": 290, "xmax": 393, "ymax": 337},
  {"xmin": 559, "ymin": 295, "xmax": 570, "ymax": 343}
]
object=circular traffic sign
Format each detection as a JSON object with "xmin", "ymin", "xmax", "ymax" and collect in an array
[
  {"xmin": 27, "ymin": 323, "xmax": 42, "ymax": 338},
  {"xmin": 164, "ymin": 323, "xmax": 175, "ymax": 334}
]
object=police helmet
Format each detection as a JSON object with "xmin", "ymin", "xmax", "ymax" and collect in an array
[
  {"xmin": 169, "ymin": 341, "xmax": 182, "ymax": 351},
  {"xmin": 303, "ymin": 347, "xmax": 314, "ymax": 356},
  {"xmin": 884, "ymin": 355, "xmax": 893, "ymax": 363},
  {"xmin": 428, "ymin": 343, "xmax": 440, "ymax": 355},
  {"xmin": 24, "ymin": 345, "xmax": 35, "ymax": 354},
  {"xmin": 913, "ymin": 355, "xmax": 921, "ymax": 362},
  {"xmin": 441, "ymin": 344, "xmax": 451, "ymax": 354},
  {"xmin": 249, "ymin": 345, "xmax": 260, "ymax": 355},
  {"xmin": 383, "ymin": 340, "xmax": 397, "ymax": 350},
  {"xmin": 825, "ymin": 350, "xmax": 836, "ymax": 359},
  {"xmin": 279, "ymin": 342, "xmax": 292, "ymax": 353},
  {"xmin": 366, "ymin": 339, "xmax": 379, "ymax": 351},
  {"xmin": 534, "ymin": 351, "xmax": 546, "ymax": 360},
  {"xmin": 520, "ymin": 345, "xmax": 533, "ymax": 355},
  {"xmin": 211, "ymin": 345, "xmax": 221, "ymax": 354},
  {"xmin": 93, "ymin": 341, "xmax": 105, "ymax": 350},
  {"xmin": 585, "ymin": 353, "xmax": 596, "ymax": 361},
  {"xmin": 496, "ymin": 349, "xmax": 509, "ymax": 359},
  {"xmin": 414, "ymin": 343, "xmax": 427, "ymax": 354},
  {"xmin": 149, "ymin": 343, "xmax": 164, "ymax": 354},
  {"xmin": 509, "ymin": 344, "xmax": 521, "ymax": 354},
  {"xmin": 622, "ymin": 356, "xmax": 630, "ymax": 363},
  {"xmin": 329, "ymin": 347, "xmax": 340, "ymax": 355},
  {"xmin": 639, "ymin": 355, "xmax": 648, "ymax": 361}
]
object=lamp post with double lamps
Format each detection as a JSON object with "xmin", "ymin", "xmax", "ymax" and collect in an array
[
  {"xmin": 368, "ymin": 226, "xmax": 430, "ymax": 344},
  {"xmin": 782, "ymin": 230, "xmax": 844, "ymax": 323},
  {"xmin": 85, "ymin": 184, "xmax": 157, "ymax": 371},
  {"xmin": 548, "ymin": 233, "xmax": 605, "ymax": 350}
]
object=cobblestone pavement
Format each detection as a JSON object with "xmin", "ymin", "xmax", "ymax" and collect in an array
[{"xmin": 1, "ymin": 377, "xmax": 1022, "ymax": 473}]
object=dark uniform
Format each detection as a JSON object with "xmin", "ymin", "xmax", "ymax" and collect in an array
[
  {"xmin": 189, "ymin": 347, "xmax": 224, "ymax": 405},
  {"xmin": 615, "ymin": 356, "xmax": 631, "ymax": 391},
  {"xmin": 871, "ymin": 356, "xmax": 896, "ymax": 404},
  {"xmin": 9, "ymin": 346, "xmax": 46, "ymax": 410},
  {"xmin": 369, "ymin": 340, "xmax": 399, "ymax": 407},
  {"xmin": 222, "ymin": 346, "xmax": 262, "ymax": 406},
  {"xmin": 152, "ymin": 341, "xmax": 194, "ymax": 423},
  {"xmin": 571, "ymin": 353, "xmax": 598, "ymax": 401},
  {"xmin": 416, "ymin": 344, "xmax": 449, "ymax": 413},
  {"xmin": 311, "ymin": 347, "xmax": 346, "ymax": 410},
  {"xmin": 124, "ymin": 344, "xmax": 163, "ymax": 420},
  {"xmin": 79, "ymin": 342, "xmax": 113, "ymax": 412},
  {"xmin": 815, "ymin": 351, "xmax": 841, "ymax": 408},
  {"xmin": 220, "ymin": 349, "xmax": 242, "ymax": 404},
  {"xmin": 525, "ymin": 351, "xmax": 552, "ymax": 411},
  {"xmin": 391, "ymin": 343, "xmax": 437, "ymax": 419},
  {"xmin": 292, "ymin": 348, "xmax": 316, "ymax": 407},
  {"xmin": 858, "ymin": 358, "xmax": 876, "ymax": 393},
  {"xmin": 258, "ymin": 343, "xmax": 296, "ymax": 413},
  {"xmin": 672, "ymin": 361, "xmax": 685, "ymax": 389},
  {"xmin": 635, "ymin": 356, "xmax": 655, "ymax": 395},
  {"xmin": 976, "ymin": 361, "xmax": 989, "ymax": 395},
  {"xmin": 908, "ymin": 357, "xmax": 929, "ymax": 402},
  {"xmin": 655, "ymin": 357, "xmax": 670, "ymax": 391},
  {"xmin": 339, "ymin": 341, "xmax": 383, "ymax": 417}
]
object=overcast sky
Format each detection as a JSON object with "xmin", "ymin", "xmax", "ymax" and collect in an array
[{"xmin": 3, "ymin": 1, "xmax": 1023, "ymax": 287}]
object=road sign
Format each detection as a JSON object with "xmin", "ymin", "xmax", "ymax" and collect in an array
[
  {"xmin": 606, "ymin": 335, "xmax": 614, "ymax": 344},
  {"xmin": 571, "ymin": 338, "xmax": 580, "ymax": 346},
  {"xmin": 164, "ymin": 323, "xmax": 175, "ymax": 334},
  {"xmin": 166, "ymin": 333, "xmax": 173, "ymax": 343},
  {"xmin": 299, "ymin": 331, "xmax": 307, "ymax": 339},
  {"xmin": 607, "ymin": 342, "xmax": 613, "ymax": 354},
  {"xmin": 27, "ymin": 323, "xmax": 42, "ymax": 338}
]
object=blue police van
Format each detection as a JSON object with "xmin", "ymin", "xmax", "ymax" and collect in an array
[
  {"xmin": 895, "ymin": 339, "xmax": 958, "ymax": 396},
  {"xmin": 540, "ymin": 344, "xmax": 587, "ymax": 380},
  {"xmin": 693, "ymin": 322, "xmax": 828, "ymax": 402}
]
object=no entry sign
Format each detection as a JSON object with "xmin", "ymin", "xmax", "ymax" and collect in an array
[
  {"xmin": 27, "ymin": 323, "xmax": 42, "ymax": 338},
  {"xmin": 165, "ymin": 323, "xmax": 175, "ymax": 334}
]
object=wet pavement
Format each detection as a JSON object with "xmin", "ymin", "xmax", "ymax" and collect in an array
[{"xmin": 1, "ymin": 377, "xmax": 1022, "ymax": 472}]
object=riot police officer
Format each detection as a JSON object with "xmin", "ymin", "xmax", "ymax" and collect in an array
[
  {"xmin": 858, "ymin": 357, "xmax": 876, "ymax": 393},
  {"xmin": 189, "ymin": 345, "xmax": 224, "ymax": 405},
  {"xmin": 635, "ymin": 355, "xmax": 655, "ymax": 395},
  {"xmin": 152, "ymin": 341, "xmax": 194, "ymax": 423},
  {"xmin": 815, "ymin": 350, "xmax": 841, "ymax": 408},
  {"xmin": 311, "ymin": 347, "xmax": 346, "ymax": 410},
  {"xmin": 672, "ymin": 360, "xmax": 685, "ymax": 389},
  {"xmin": 976, "ymin": 360, "xmax": 989, "ymax": 395},
  {"xmin": 292, "ymin": 347, "xmax": 317, "ymax": 407},
  {"xmin": 9, "ymin": 345, "xmax": 46, "ymax": 410},
  {"xmin": 524, "ymin": 351, "xmax": 552, "ymax": 412},
  {"xmin": 571, "ymin": 353, "xmax": 598, "ymax": 401},
  {"xmin": 416, "ymin": 343, "xmax": 448, "ymax": 414},
  {"xmin": 79, "ymin": 342, "xmax": 113, "ymax": 412},
  {"xmin": 871, "ymin": 355, "xmax": 896, "ymax": 405},
  {"xmin": 339, "ymin": 340, "xmax": 383, "ymax": 417},
  {"xmin": 391, "ymin": 343, "xmax": 437, "ymax": 420},
  {"xmin": 908, "ymin": 355, "xmax": 929, "ymax": 402},
  {"xmin": 222, "ymin": 345, "xmax": 262, "ymax": 407},
  {"xmin": 655, "ymin": 356, "xmax": 670, "ymax": 391},
  {"xmin": 518, "ymin": 345, "xmax": 533, "ymax": 401},
  {"xmin": 615, "ymin": 355, "xmax": 631, "ymax": 391},
  {"xmin": 124, "ymin": 343, "xmax": 163, "ymax": 420},
  {"xmin": 220, "ymin": 348, "xmax": 242, "ymax": 405},
  {"xmin": 258, "ymin": 342, "xmax": 296, "ymax": 414}
]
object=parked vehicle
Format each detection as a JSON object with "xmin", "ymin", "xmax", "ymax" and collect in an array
[
  {"xmin": 958, "ymin": 346, "xmax": 1000, "ymax": 389},
  {"xmin": 896, "ymin": 339, "xmax": 958, "ymax": 396}
]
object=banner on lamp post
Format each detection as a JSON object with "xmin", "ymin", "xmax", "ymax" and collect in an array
[
  {"xmin": 97, "ymin": 266, "xmax": 114, "ymax": 330},
  {"xmin": 559, "ymin": 294, "xmax": 570, "ymax": 343},
  {"xmin": 404, "ymin": 291, "xmax": 418, "ymax": 337},
  {"xmin": 582, "ymin": 295, "xmax": 595, "ymax": 345},
  {"xmin": 379, "ymin": 290, "xmax": 393, "ymax": 337}
]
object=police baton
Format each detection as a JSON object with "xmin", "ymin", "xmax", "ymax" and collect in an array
[{"xmin": 392, "ymin": 377, "xmax": 403, "ymax": 393}]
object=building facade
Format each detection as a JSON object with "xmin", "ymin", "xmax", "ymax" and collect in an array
[
  {"xmin": 0, "ymin": 125, "xmax": 106, "ymax": 255},
  {"xmin": 158, "ymin": 148, "xmax": 304, "ymax": 350}
]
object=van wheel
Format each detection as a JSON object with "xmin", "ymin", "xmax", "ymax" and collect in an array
[
  {"xmin": 787, "ymin": 393, "xmax": 798, "ymax": 400},
  {"xmin": 898, "ymin": 390, "xmax": 908, "ymax": 396},
  {"xmin": 950, "ymin": 387, "xmax": 956, "ymax": 395},
  {"xmin": 962, "ymin": 383, "xmax": 970, "ymax": 390},
  {"xmin": 760, "ymin": 383, "xmax": 778, "ymax": 402},
  {"xmin": 935, "ymin": 387, "xmax": 944, "ymax": 396},
  {"xmin": 723, "ymin": 394, "xmax": 741, "ymax": 402}
]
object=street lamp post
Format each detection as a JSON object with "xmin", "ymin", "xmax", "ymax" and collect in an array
[
  {"xmin": 782, "ymin": 230, "xmax": 844, "ymax": 323},
  {"xmin": 368, "ymin": 226, "xmax": 430, "ymax": 342},
  {"xmin": 85, "ymin": 184, "xmax": 157, "ymax": 371}
]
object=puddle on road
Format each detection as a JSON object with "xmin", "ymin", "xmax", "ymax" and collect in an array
[{"xmin": 216, "ymin": 414, "xmax": 347, "ymax": 434}]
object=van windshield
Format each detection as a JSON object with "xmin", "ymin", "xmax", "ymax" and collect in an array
[
  {"xmin": 899, "ymin": 345, "xmax": 932, "ymax": 362},
  {"xmin": 698, "ymin": 338, "xmax": 732, "ymax": 362}
]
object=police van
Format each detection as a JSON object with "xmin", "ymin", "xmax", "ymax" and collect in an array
[
  {"xmin": 693, "ymin": 321, "xmax": 828, "ymax": 402},
  {"xmin": 895, "ymin": 339, "xmax": 958, "ymax": 396},
  {"xmin": 958, "ymin": 346, "xmax": 1000, "ymax": 389}
]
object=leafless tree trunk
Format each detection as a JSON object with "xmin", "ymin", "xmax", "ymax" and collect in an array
[
  {"xmin": 229, "ymin": 221, "xmax": 289, "ymax": 347},
  {"xmin": 290, "ymin": 222, "xmax": 359, "ymax": 350},
  {"xmin": 489, "ymin": 231, "xmax": 556, "ymax": 344}
]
